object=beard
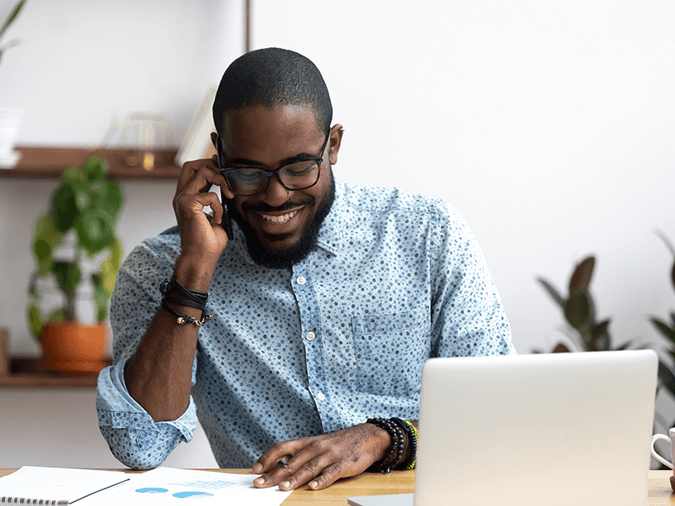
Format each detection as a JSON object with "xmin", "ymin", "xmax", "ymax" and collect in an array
[{"xmin": 225, "ymin": 170, "xmax": 336, "ymax": 269}]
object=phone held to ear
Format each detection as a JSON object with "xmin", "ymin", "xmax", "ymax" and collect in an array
[{"xmin": 221, "ymin": 189, "xmax": 233, "ymax": 240}]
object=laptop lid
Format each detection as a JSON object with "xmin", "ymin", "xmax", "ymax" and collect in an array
[{"xmin": 413, "ymin": 350, "xmax": 657, "ymax": 506}]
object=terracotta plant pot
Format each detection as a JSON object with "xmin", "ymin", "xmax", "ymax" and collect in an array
[{"xmin": 40, "ymin": 321, "xmax": 107, "ymax": 374}]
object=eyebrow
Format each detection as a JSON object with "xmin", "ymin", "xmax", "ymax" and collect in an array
[{"xmin": 225, "ymin": 151, "xmax": 319, "ymax": 168}]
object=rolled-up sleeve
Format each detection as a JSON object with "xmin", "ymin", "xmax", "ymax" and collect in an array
[
  {"xmin": 96, "ymin": 234, "xmax": 199, "ymax": 469},
  {"xmin": 96, "ymin": 359, "xmax": 198, "ymax": 469}
]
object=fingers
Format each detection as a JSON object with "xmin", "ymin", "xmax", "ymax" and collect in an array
[
  {"xmin": 175, "ymin": 159, "xmax": 225, "ymax": 206},
  {"xmin": 253, "ymin": 440, "xmax": 300, "ymax": 475},
  {"xmin": 252, "ymin": 438, "xmax": 349, "ymax": 491},
  {"xmin": 176, "ymin": 190, "xmax": 224, "ymax": 225}
]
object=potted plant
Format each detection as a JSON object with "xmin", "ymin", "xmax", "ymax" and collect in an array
[
  {"xmin": 649, "ymin": 232, "xmax": 675, "ymax": 416},
  {"xmin": 27, "ymin": 157, "xmax": 123, "ymax": 373},
  {"xmin": 536, "ymin": 256, "xmax": 617, "ymax": 352}
]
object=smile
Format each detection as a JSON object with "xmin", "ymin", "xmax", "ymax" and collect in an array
[{"xmin": 260, "ymin": 210, "xmax": 299, "ymax": 224}]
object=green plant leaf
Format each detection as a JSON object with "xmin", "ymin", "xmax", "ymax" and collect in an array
[
  {"xmin": 84, "ymin": 157, "xmax": 108, "ymax": 181},
  {"xmin": 671, "ymin": 260, "xmax": 675, "ymax": 292},
  {"xmin": 594, "ymin": 333, "xmax": 611, "ymax": 351},
  {"xmin": 71, "ymin": 181, "xmax": 92, "ymax": 212},
  {"xmin": 76, "ymin": 209, "xmax": 114, "ymax": 255},
  {"xmin": 569, "ymin": 256, "xmax": 595, "ymax": 293},
  {"xmin": 27, "ymin": 302, "xmax": 43, "ymax": 340},
  {"xmin": 48, "ymin": 308, "xmax": 66, "ymax": 323},
  {"xmin": 33, "ymin": 239, "xmax": 53, "ymax": 276},
  {"xmin": 651, "ymin": 317, "xmax": 675, "ymax": 344},
  {"xmin": 615, "ymin": 339, "xmax": 637, "ymax": 351},
  {"xmin": 94, "ymin": 179, "xmax": 123, "ymax": 219},
  {"xmin": 51, "ymin": 184, "xmax": 79, "ymax": 231},
  {"xmin": 33, "ymin": 238, "xmax": 51, "ymax": 262},
  {"xmin": 591, "ymin": 319, "xmax": 610, "ymax": 339},
  {"xmin": 92, "ymin": 272, "xmax": 110, "ymax": 322},
  {"xmin": 537, "ymin": 277, "xmax": 564, "ymax": 308},
  {"xmin": 590, "ymin": 319, "xmax": 611, "ymax": 351},
  {"xmin": 564, "ymin": 291, "xmax": 592, "ymax": 331},
  {"xmin": 52, "ymin": 261, "xmax": 82, "ymax": 296},
  {"xmin": 658, "ymin": 360, "xmax": 675, "ymax": 397},
  {"xmin": 61, "ymin": 165, "xmax": 87, "ymax": 185},
  {"xmin": 0, "ymin": 0, "xmax": 26, "ymax": 41}
]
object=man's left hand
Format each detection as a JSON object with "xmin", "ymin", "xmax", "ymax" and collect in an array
[{"xmin": 251, "ymin": 423, "xmax": 390, "ymax": 491}]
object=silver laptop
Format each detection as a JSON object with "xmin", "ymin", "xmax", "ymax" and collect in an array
[{"xmin": 349, "ymin": 350, "xmax": 657, "ymax": 506}]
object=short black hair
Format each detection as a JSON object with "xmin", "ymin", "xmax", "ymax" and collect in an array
[{"xmin": 212, "ymin": 47, "xmax": 332, "ymax": 137}]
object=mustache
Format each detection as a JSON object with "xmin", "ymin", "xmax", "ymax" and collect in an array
[{"xmin": 240, "ymin": 198, "xmax": 315, "ymax": 213}]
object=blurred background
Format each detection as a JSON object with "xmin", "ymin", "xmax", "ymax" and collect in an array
[{"xmin": 0, "ymin": 0, "xmax": 673, "ymax": 468}]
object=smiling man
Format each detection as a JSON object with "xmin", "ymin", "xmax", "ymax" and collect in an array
[{"xmin": 96, "ymin": 48, "xmax": 515, "ymax": 491}]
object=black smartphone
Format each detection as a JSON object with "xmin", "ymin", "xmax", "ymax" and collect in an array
[
  {"xmin": 216, "ymin": 134, "xmax": 234, "ymax": 241},
  {"xmin": 220, "ymin": 189, "xmax": 233, "ymax": 241}
]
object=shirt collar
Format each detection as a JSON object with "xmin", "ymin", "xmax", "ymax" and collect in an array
[{"xmin": 315, "ymin": 181, "xmax": 347, "ymax": 257}]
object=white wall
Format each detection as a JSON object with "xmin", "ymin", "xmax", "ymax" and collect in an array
[
  {"xmin": 1, "ymin": 0, "xmax": 674, "ymax": 467},
  {"xmin": 251, "ymin": 0, "xmax": 675, "ymax": 357}
]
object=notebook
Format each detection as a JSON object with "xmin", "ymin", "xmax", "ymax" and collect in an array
[
  {"xmin": 0, "ymin": 466, "xmax": 129, "ymax": 505},
  {"xmin": 349, "ymin": 350, "xmax": 658, "ymax": 506}
]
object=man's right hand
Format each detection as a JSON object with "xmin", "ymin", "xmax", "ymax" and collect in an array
[{"xmin": 172, "ymin": 157, "xmax": 235, "ymax": 268}]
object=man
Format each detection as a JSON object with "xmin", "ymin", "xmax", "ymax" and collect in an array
[{"xmin": 96, "ymin": 47, "xmax": 514, "ymax": 491}]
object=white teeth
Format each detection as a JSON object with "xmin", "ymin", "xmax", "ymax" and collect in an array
[{"xmin": 261, "ymin": 210, "xmax": 298, "ymax": 224}]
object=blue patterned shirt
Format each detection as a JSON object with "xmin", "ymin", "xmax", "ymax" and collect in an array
[{"xmin": 96, "ymin": 182, "xmax": 514, "ymax": 469}]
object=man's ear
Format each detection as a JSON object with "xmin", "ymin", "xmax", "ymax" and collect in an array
[
  {"xmin": 210, "ymin": 131, "xmax": 219, "ymax": 149},
  {"xmin": 328, "ymin": 124, "xmax": 344, "ymax": 166}
]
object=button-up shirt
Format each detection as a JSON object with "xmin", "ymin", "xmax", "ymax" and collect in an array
[{"xmin": 96, "ymin": 182, "xmax": 515, "ymax": 469}]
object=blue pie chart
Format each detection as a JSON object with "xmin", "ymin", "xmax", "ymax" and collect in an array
[
  {"xmin": 172, "ymin": 491, "xmax": 215, "ymax": 498},
  {"xmin": 136, "ymin": 487, "xmax": 169, "ymax": 494}
]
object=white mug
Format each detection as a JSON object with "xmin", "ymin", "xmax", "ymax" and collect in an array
[{"xmin": 651, "ymin": 428, "xmax": 675, "ymax": 469}]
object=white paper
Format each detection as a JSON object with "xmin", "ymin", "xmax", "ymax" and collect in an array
[{"xmin": 84, "ymin": 467, "xmax": 293, "ymax": 506}]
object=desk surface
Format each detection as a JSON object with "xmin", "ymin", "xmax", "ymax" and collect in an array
[{"xmin": 0, "ymin": 468, "xmax": 672, "ymax": 505}]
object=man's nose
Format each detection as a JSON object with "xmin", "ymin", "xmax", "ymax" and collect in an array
[{"xmin": 258, "ymin": 172, "xmax": 292, "ymax": 207}]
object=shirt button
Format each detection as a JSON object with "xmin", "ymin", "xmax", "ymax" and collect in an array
[
  {"xmin": 297, "ymin": 276, "xmax": 306, "ymax": 285},
  {"xmin": 306, "ymin": 331, "xmax": 316, "ymax": 341},
  {"xmin": 317, "ymin": 392, "xmax": 326, "ymax": 401}
]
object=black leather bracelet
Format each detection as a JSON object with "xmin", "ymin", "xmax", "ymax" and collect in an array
[
  {"xmin": 160, "ymin": 277, "xmax": 209, "ymax": 307},
  {"xmin": 159, "ymin": 277, "xmax": 212, "ymax": 326},
  {"xmin": 160, "ymin": 299, "xmax": 213, "ymax": 326}
]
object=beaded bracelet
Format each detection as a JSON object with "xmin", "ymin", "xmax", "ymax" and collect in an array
[
  {"xmin": 391, "ymin": 418, "xmax": 418, "ymax": 470},
  {"xmin": 366, "ymin": 417, "xmax": 405, "ymax": 474}
]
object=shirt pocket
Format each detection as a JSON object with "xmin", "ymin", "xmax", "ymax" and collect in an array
[{"xmin": 352, "ymin": 310, "xmax": 429, "ymax": 397}]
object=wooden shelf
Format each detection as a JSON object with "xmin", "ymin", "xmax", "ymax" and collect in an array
[
  {"xmin": 0, "ymin": 357, "xmax": 111, "ymax": 388},
  {"xmin": 0, "ymin": 146, "xmax": 182, "ymax": 180}
]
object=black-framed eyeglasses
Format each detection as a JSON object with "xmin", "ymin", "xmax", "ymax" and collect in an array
[{"xmin": 219, "ymin": 132, "xmax": 329, "ymax": 196}]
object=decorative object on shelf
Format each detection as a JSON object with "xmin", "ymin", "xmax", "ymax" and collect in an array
[
  {"xmin": 119, "ymin": 112, "xmax": 174, "ymax": 171},
  {"xmin": 0, "ymin": 107, "xmax": 23, "ymax": 168},
  {"xmin": 27, "ymin": 157, "xmax": 124, "ymax": 373},
  {"xmin": 0, "ymin": 1, "xmax": 28, "ymax": 169}
]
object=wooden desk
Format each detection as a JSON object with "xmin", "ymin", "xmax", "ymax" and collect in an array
[{"xmin": 0, "ymin": 468, "xmax": 672, "ymax": 505}]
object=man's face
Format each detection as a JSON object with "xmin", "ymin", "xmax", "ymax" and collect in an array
[{"xmin": 219, "ymin": 105, "xmax": 341, "ymax": 268}]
